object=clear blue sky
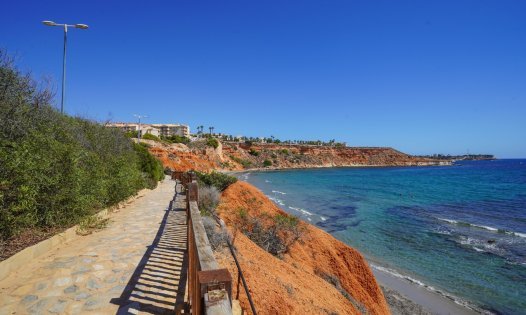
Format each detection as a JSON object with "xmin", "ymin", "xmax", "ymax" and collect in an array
[{"xmin": 2, "ymin": 1, "xmax": 525, "ymax": 157}]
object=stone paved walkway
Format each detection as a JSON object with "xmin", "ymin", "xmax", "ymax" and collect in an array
[{"xmin": 0, "ymin": 178, "xmax": 188, "ymax": 314}]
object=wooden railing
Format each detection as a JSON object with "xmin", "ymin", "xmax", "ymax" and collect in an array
[{"xmin": 173, "ymin": 171, "xmax": 233, "ymax": 315}]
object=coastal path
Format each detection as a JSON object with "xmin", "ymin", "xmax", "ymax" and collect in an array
[{"xmin": 0, "ymin": 178, "xmax": 189, "ymax": 314}]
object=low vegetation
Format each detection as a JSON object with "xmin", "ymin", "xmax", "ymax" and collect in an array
[
  {"xmin": 236, "ymin": 209, "xmax": 304, "ymax": 258},
  {"xmin": 141, "ymin": 133, "xmax": 161, "ymax": 141},
  {"xmin": 229, "ymin": 155, "xmax": 252, "ymax": 169},
  {"xmin": 163, "ymin": 134, "xmax": 190, "ymax": 144},
  {"xmin": 263, "ymin": 159, "xmax": 273, "ymax": 167},
  {"xmin": 198, "ymin": 185, "xmax": 221, "ymax": 216},
  {"xmin": 195, "ymin": 171, "xmax": 237, "ymax": 191},
  {"xmin": 0, "ymin": 50, "xmax": 163, "ymax": 250},
  {"xmin": 76, "ymin": 215, "xmax": 110, "ymax": 236},
  {"xmin": 206, "ymin": 137, "xmax": 219, "ymax": 149}
]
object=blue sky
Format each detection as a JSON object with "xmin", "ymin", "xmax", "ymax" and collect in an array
[{"xmin": 2, "ymin": 1, "xmax": 525, "ymax": 157}]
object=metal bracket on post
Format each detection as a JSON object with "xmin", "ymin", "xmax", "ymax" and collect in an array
[{"xmin": 198, "ymin": 269, "xmax": 232, "ymax": 304}]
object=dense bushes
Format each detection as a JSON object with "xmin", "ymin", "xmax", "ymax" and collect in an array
[
  {"xmin": 0, "ymin": 50, "xmax": 163, "ymax": 242},
  {"xmin": 195, "ymin": 171, "xmax": 237, "ymax": 191},
  {"xmin": 133, "ymin": 143, "xmax": 164, "ymax": 188},
  {"xmin": 206, "ymin": 137, "xmax": 219, "ymax": 149},
  {"xmin": 263, "ymin": 159, "xmax": 272, "ymax": 167},
  {"xmin": 141, "ymin": 133, "xmax": 160, "ymax": 142},
  {"xmin": 163, "ymin": 135, "xmax": 190, "ymax": 144}
]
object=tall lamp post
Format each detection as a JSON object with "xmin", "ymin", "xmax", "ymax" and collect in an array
[
  {"xmin": 42, "ymin": 20, "xmax": 88, "ymax": 114},
  {"xmin": 134, "ymin": 114, "xmax": 148, "ymax": 139}
]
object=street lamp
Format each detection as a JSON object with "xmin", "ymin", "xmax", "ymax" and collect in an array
[
  {"xmin": 42, "ymin": 20, "xmax": 89, "ymax": 114},
  {"xmin": 134, "ymin": 114, "xmax": 148, "ymax": 139}
]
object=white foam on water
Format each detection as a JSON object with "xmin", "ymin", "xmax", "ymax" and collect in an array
[
  {"xmin": 288, "ymin": 206, "xmax": 314, "ymax": 216},
  {"xmin": 272, "ymin": 190, "xmax": 287, "ymax": 195},
  {"xmin": 268, "ymin": 196, "xmax": 285, "ymax": 206},
  {"xmin": 438, "ymin": 217, "xmax": 526, "ymax": 239},
  {"xmin": 437, "ymin": 217, "xmax": 458, "ymax": 224},
  {"xmin": 320, "ymin": 216, "xmax": 327, "ymax": 221}
]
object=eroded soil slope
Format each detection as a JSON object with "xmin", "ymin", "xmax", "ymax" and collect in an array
[{"xmin": 215, "ymin": 181, "xmax": 390, "ymax": 315}]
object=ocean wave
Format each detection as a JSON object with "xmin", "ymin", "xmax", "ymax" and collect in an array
[
  {"xmin": 437, "ymin": 217, "xmax": 526, "ymax": 238},
  {"xmin": 265, "ymin": 180, "xmax": 271, "ymax": 183},
  {"xmin": 268, "ymin": 196, "xmax": 285, "ymax": 206},
  {"xmin": 320, "ymin": 216, "xmax": 327, "ymax": 221},
  {"xmin": 371, "ymin": 264, "xmax": 492, "ymax": 314},
  {"xmin": 288, "ymin": 206, "xmax": 314, "ymax": 216},
  {"xmin": 272, "ymin": 190, "xmax": 287, "ymax": 195}
]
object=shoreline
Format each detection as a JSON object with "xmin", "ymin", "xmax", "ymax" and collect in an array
[
  {"xmin": 372, "ymin": 265, "xmax": 483, "ymax": 315},
  {"xmin": 224, "ymin": 162, "xmax": 452, "ymax": 175}
]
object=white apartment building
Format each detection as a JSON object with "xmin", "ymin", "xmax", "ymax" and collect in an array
[
  {"xmin": 150, "ymin": 124, "xmax": 190, "ymax": 138},
  {"xmin": 106, "ymin": 122, "xmax": 189, "ymax": 138}
]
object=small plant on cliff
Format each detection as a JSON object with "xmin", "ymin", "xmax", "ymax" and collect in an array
[
  {"xmin": 263, "ymin": 159, "xmax": 272, "ymax": 167},
  {"xmin": 141, "ymin": 133, "xmax": 161, "ymax": 142},
  {"xmin": 229, "ymin": 155, "xmax": 252, "ymax": 169},
  {"xmin": 248, "ymin": 148, "xmax": 260, "ymax": 156},
  {"xmin": 198, "ymin": 185, "xmax": 220, "ymax": 216},
  {"xmin": 236, "ymin": 211, "xmax": 304, "ymax": 258},
  {"xmin": 163, "ymin": 135, "xmax": 190, "ymax": 144},
  {"xmin": 202, "ymin": 216, "xmax": 228, "ymax": 250},
  {"xmin": 206, "ymin": 137, "xmax": 219, "ymax": 149},
  {"xmin": 195, "ymin": 171, "xmax": 237, "ymax": 191}
]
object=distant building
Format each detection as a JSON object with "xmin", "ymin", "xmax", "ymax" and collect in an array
[
  {"xmin": 150, "ymin": 124, "xmax": 190, "ymax": 138},
  {"xmin": 105, "ymin": 122, "xmax": 189, "ymax": 138}
]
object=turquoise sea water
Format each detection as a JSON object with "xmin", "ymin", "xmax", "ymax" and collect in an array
[{"xmin": 241, "ymin": 160, "xmax": 526, "ymax": 314}]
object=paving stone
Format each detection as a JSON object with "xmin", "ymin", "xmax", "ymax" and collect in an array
[
  {"xmin": 83, "ymin": 297, "xmax": 104, "ymax": 311},
  {"xmin": 72, "ymin": 266, "xmax": 90, "ymax": 275},
  {"xmin": 48, "ymin": 299, "xmax": 68, "ymax": 314},
  {"xmin": 53, "ymin": 277, "xmax": 72, "ymax": 287},
  {"xmin": 74, "ymin": 292, "xmax": 91, "ymax": 301},
  {"xmin": 35, "ymin": 282, "xmax": 47, "ymax": 291},
  {"xmin": 21, "ymin": 295, "xmax": 38, "ymax": 305},
  {"xmin": 93, "ymin": 264, "xmax": 105, "ymax": 271},
  {"xmin": 104, "ymin": 276, "xmax": 117, "ymax": 284},
  {"xmin": 64, "ymin": 285, "xmax": 78, "ymax": 294},
  {"xmin": 27, "ymin": 298, "xmax": 49, "ymax": 314},
  {"xmin": 87, "ymin": 279, "xmax": 101, "ymax": 290}
]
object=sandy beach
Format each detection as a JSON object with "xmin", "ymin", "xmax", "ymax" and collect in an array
[{"xmin": 373, "ymin": 267, "xmax": 480, "ymax": 315}]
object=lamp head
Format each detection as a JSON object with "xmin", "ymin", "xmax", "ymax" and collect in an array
[
  {"xmin": 75, "ymin": 24, "xmax": 89, "ymax": 29},
  {"xmin": 42, "ymin": 20, "xmax": 57, "ymax": 26}
]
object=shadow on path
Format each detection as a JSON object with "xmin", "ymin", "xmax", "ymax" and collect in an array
[{"xmin": 111, "ymin": 192, "xmax": 188, "ymax": 314}]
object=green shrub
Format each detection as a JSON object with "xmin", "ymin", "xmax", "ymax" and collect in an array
[
  {"xmin": 236, "ymin": 211, "xmax": 304, "ymax": 258},
  {"xmin": 263, "ymin": 159, "xmax": 272, "ymax": 167},
  {"xmin": 133, "ymin": 143, "xmax": 164, "ymax": 188},
  {"xmin": 248, "ymin": 149, "xmax": 260, "ymax": 156},
  {"xmin": 164, "ymin": 135, "xmax": 190, "ymax": 144},
  {"xmin": 195, "ymin": 171, "xmax": 237, "ymax": 191},
  {"xmin": 0, "ymin": 50, "xmax": 163, "ymax": 243},
  {"xmin": 124, "ymin": 130, "xmax": 138, "ymax": 138},
  {"xmin": 229, "ymin": 155, "xmax": 252, "ymax": 169},
  {"xmin": 141, "ymin": 133, "xmax": 161, "ymax": 141},
  {"xmin": 206, "ymin": 138, "xmax": 219, "ymax": 149}
]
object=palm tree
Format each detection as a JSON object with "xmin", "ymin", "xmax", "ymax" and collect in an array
[{"xmin": 211, "ymin": 126, "xmax": 215, "ymax": 135}]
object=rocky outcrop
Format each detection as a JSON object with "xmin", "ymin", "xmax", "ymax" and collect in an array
[
  {"xmin": 215, "ymin": 181, "xmax": 390, "ymax": 315},
  {"xmin": 146, "ymin": 139, "xmax": 449, "ymax": 172}
]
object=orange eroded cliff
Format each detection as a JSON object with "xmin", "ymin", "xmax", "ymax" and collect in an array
[
  {"xmin": 146, "ymin": 139, "xmax": 447, "ymax": 172},
  {"xmin": 215, "ymin": 181, "xmax": 390, "ymax": 315}
]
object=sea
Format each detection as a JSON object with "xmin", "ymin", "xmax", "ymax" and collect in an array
[{"xmin": 240, "ymin": 159, "xmax": 526, "ymax": 315}]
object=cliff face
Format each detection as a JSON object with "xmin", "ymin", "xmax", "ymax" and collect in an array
[
  {"xmin": 145, "ymin": 139, "xmax": 448, "ymax": 172},
  {"xmin": 215, "ymin": 181, "xmax": 390, "ymax": 315}
]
